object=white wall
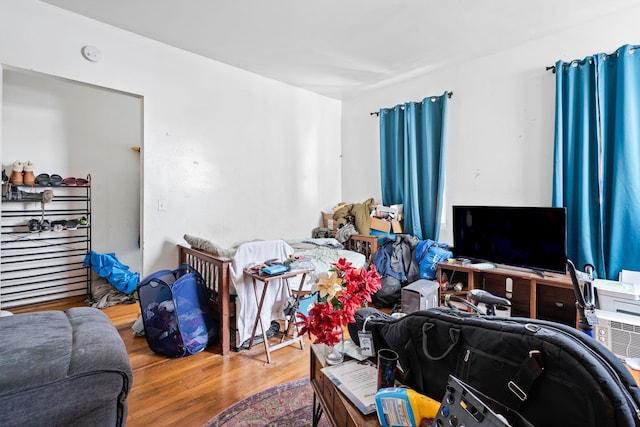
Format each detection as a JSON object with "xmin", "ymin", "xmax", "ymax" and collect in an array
[
  {"xmin": 0, "ymin": 1, "xmax": 342, "ymax": 275},
  {"xmin": 3, "ymin": 1, "xmax": 637, "ymax": 279},
  {"xmin": 2, "ymin": 69, "xmax": 143, "ymax": 272},
  {"xmin": 341, "ymin": 3, "xmax": 640, "ymax": 246}
]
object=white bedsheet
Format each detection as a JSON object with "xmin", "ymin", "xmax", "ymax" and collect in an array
[
  {"xmin": 226, "ymin": 238, "xmax": 366, "ymax": 349},
  {"xmin": 286, "ymin": 243, "xmax": 367, "ymax": 292}
]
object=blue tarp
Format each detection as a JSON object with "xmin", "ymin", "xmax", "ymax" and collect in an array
[{"xmin": 83, "ymin": 251, "xmax": 140, "ymax": 294}]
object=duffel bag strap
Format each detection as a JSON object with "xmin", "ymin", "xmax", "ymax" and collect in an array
[
  {"xmin": 422, "ymin": 323, "xmax": 460, "ymax": 360},
  {"xmin": 505, "ymin": 350, "xmax": 544, "ymax": 408}
]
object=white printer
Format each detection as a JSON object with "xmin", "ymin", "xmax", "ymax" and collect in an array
[{"xmin": 594, "ymin": 278, "xmax": 640, "ymax": 315}]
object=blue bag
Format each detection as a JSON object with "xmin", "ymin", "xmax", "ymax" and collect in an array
[
  {"xmin": 83, "ymin": 251, "xmax": 140, "ymax": 294},
  {"xmin": 415, "ymin": 239, "xmax": 453, "ymax": 280},
  {"xmin": 137, "ymin": 264, "xmax": 218, "ymax": 357}
]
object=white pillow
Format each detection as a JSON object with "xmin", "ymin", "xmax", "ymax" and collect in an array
[{"xmin": 183, "ymin": 234, "xmax": 236, "ymax": 258}]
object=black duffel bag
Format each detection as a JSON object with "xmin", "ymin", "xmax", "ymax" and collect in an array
[{"xmin": 350, "ymin": 307, "xmax": 640, "ymax": 427}]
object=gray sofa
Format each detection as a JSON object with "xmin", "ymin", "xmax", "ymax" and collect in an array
[{"xmin": 0, "ymin": 307, "xmax": 133, "ymax": 427}]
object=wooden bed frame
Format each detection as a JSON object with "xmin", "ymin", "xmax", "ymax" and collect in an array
[
  {"xmin": 178, "ymin": 233, "xmax": 379, "ymax": 355},
  {"xmin": 343, "ymin": 233, "xmax": 378, "ymax": 266}
]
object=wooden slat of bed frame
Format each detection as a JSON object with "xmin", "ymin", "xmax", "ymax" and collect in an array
[
  {"xmin": 178, "ymin": 244, "xmax": 233, "ymax": 355},
  {"xmin": 344, "ymin": 234, "xmax": 379, "ymax": 264}
]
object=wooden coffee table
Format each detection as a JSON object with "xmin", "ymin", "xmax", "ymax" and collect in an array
[{"xmin": 310, "ymin": 344, "xmax": 380, "ymax": 427}]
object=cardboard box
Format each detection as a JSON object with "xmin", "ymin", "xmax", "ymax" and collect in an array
[
  {"xmin": 322, "ymin": 212, "xmax": 337, "ymax": 231},
  {"xmin": 370, "ymin": 216, "xmax": 391, "ymax": 232},
  {"xmin": 370, "ymin": 217, "xmax": 403, "ymax": 233}
]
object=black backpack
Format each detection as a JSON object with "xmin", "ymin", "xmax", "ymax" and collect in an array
[
  {"xmin": 371, "ymin": 234, "xmax": 420, "ymax": 307},
  {"xmin": 350, "ymin": 307, "xmax": 640, "ymax": 427}
]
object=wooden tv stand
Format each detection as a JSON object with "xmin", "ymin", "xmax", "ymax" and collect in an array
[{"xmin": 437, "ymin": 261, "xmax": 580, "ymax": 328}]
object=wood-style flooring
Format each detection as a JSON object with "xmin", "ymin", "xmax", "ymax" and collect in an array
[{"xmin": 9, "ymin": 297, "xmax": 312, "ymax": 427}]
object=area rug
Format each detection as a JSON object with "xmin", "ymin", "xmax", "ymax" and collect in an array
[{"xmin": 203, "ymin": 377, "xmax": 329, "ymax": 427}]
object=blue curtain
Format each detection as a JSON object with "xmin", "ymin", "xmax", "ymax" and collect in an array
[
  {"xmin": 553, "ymin": 44, "xmax": 640, "ymax": 279},
  {"xmin": 379, "ymin": 92, "xmax": 448, "ymax": 241}
]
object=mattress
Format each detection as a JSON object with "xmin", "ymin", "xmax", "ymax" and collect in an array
[{"xmin": 286, "ymin": 238, "xmax": 367, "ymax": 292}]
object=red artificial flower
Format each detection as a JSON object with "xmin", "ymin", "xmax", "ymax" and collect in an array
[{"xmin": 296, "ymin": 258, "xmax": 382, "ymax": 347}]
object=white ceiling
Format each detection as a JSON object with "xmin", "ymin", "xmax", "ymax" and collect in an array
[{"xmin": 41, "ymin": 0, "xmax": 640, "ymax": 100}]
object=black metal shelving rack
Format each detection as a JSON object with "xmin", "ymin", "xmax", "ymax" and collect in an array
[{"xmin": 0, "ymin": 175, "xmax": 91, "ymax": 309}]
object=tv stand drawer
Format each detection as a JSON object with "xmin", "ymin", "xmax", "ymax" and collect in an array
[{"xmin": 536, "ymin": 285, "xmax": 576, "ymax": 326}]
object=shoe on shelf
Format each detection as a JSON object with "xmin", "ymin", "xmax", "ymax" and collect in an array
[
  {"xmin": 65, "ymin": 219, "xmax": 78, "ymax": 230},
  {"xmin": 27, "ymin": 218, "xmax": 40, "ymax": 232},
  {"xmin": 23, "ymin": 161, "xmax": 35, "ymax": 185},
  {"xmin": 51, "ymin": 220, "xmax": 67, "ymax": 232},
  {"xmin": 35, "ymin": 173, "xmax": 50, "ymax": 186},
  {"xmin": 50, "ymin": 174, "xmax": 63, "ymax": 186},
  {"xmin": 79, "ymin": 216, "xmax": 88, "ymax": 226},
  {"xmin": 40, "ymin": 220, "xmax": 51, "ymax": 231},
  {"xmin": 10, "ymin": 161, "xmax": 23, "ymax": 185},
  {"xmin": 51, "ymin": 219, "xmax": 67, "ymax": 228}
]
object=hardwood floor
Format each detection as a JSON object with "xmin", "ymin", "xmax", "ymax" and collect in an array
[{"xmin": 9, "ymin": 297, "xmax": 312, "ymax": 426}]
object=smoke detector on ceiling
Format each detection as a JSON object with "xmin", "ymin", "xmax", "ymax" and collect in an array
[{"xmin": 81, "ymin": 45, "xmax": 102, "ymax": 62}]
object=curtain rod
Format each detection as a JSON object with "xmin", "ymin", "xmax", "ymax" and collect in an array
[
  {"xmin": 547, "ymin": 44, "xmax": 640, "ymax": 74},
  {"xmin": 370, "ymin": 91, "xmax": 453, "ymax": 116}
]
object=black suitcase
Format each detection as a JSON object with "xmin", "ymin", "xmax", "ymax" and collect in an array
[{"xmin": 350, "ymin": 307, "xmax": 640, "ymax": 427}]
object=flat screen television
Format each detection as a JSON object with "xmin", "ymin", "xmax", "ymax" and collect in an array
[{"xmin": 452, "ymin": 205, "xmax": 567, "ymax": 274}]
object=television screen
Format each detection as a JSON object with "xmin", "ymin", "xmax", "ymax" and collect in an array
[{"xmin": 452, "ymin": 206, "xmax": 567, "ymax": 274}]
